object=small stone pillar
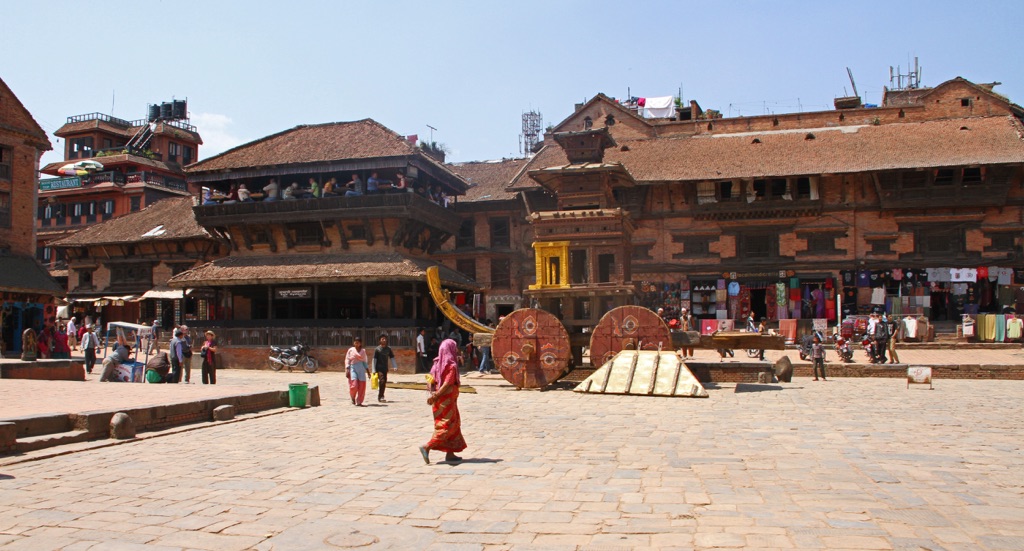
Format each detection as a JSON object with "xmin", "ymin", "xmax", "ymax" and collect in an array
[
  {"xmin": 110, "ymin": 412, "xmax": 135, "ymax": 440},
  {"xmin": 212, "ymin": 405, "xmax": 235, "ymax": 421},
  {"xmin": 0, "ymin": 422, "xmax": 16, "ymax": 454}
]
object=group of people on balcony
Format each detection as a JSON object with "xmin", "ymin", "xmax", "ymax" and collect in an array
[{"xmin": 202, "ymin": 171, "xmax": 450, "ymax": 207}]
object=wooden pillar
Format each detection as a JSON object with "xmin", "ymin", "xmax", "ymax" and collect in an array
[
  {"xmin": 361, "ymin": 283, "xmax": 368, "ymax": 320},
  {"xmin": 412, "ymin": 282, "xmax": 419, "ymax": 320},
  {"xmin": 314, "ymin": 284, "xmax": 319, "ymax": 320},
  {"xmin": 267, "ymin": 286, "xmax": 273, "ymax": 320}
]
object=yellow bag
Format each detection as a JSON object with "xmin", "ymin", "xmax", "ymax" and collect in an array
[{"xmin": 370, "ymin": 372, "xmax": 379, "ymax": 390}]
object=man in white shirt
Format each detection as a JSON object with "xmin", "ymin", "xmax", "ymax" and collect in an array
[
  {"xmin": 66, "ymin": 317, "xmax": 78, "ymax": 351},
  {"xmin": 416, "ymin": 328, "xmax": 428, "ymax": 373}
]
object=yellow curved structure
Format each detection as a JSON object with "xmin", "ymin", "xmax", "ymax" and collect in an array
[{"xmin": 426, "ymin": 266, "xmax": 494, "ymax": 335}]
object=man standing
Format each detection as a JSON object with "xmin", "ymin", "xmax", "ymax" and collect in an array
[
  {"xmin": 168, "ymin": 328, "xmax": 183, "ymax": 384},
  {"xmin": 416, "ymin": 328, "xmax": 428, "ymax": 373},
  {"xmin": 66, "ymin": 316, "xmax": 78, "ymax": 351},
  {"xmin": 179, "ymin": 325, "xmax": 194, "ymax": 383},
  {"xmin": 372, "ymin": 334, "xmax": 397, "ymax": 402},
  {"xmin": 80, "ymin": 324, "xmax": 98, "ymax": 374}
]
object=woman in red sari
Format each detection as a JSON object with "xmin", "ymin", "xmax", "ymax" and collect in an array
[{"xmin": 418, "ymin": 339, "xmax": 466, "ymax": 464}]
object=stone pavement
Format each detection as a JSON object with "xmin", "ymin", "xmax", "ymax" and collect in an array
[{"xmin": 1, "ymin": 363, "xmax": 1024, "ymax": 549}]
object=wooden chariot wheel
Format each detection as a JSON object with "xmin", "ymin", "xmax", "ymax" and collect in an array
[
  {"xmin": 492, "ymin": 308, "xmax": 571, "ymax": 389},
  {"xmin": 588, "ymin": 305, "xmax": 671, "ymax": 368}
]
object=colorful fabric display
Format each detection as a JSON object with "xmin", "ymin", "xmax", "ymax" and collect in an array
[
  {"xmin": 1006, "ymin": 317, "xmax": 1023, "ymax": 340},
  {"xmin": 778, "ymin": 319, "xmax": 798, "ymax": 343}
]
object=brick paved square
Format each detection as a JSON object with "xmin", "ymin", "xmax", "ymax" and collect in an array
[{"xmin": 1, "ymin": 369, "xmax": 1023, "ymax": 548}]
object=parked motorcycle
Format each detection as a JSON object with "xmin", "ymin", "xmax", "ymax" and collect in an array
[
  {"xmin": 797, "ymin": 332, "xmax": 824, "ymax": 361},
  {"xmin": 268, "ymin": 341, "xmax": 318, "ymax": 373},
  {"xmin": 834, "ymin": 336, "xmax": 854, "ymax": 363}
]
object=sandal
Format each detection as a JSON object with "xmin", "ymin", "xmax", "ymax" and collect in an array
[{"xmin": 418, "ymin": 446, "xmax": 430, "ymax": 465}]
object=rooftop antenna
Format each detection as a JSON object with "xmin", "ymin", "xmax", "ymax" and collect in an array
[
  {"xmin": 889, "ymin": 57, "xmax": 922, "ymax": 91},
  {"xmin": 520, "ymin": 110, "xmax": 543, "ymax": 157},
  {"xmin": 426, "ymin": 124, "xmax": 437, "ymax": 144},
  {"xmin": 110, "ymin": 90, "xmax": 115, "ymax": 116}
]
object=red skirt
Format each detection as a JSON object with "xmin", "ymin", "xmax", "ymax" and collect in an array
[{"xmin": 427, "ymin": 387, "xmax": 467, "ymax": 453}]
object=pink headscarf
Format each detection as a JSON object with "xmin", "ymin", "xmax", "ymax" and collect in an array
[{"xmin": 430, "ymin": 338, "xmax": 461, "ymax": 388}]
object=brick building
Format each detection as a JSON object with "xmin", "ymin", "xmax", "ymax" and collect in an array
[
  {"xmin": 37, "ymin": 101, "xmax": 202, "ymax": 283},
  {"xmin": 505, "ymin": 77, "xmax": 1024, "ymax": 336},
  {"xmin": 168, "ymin": 119, "xmax": 477, "ymax": 368},
  {"xmin": 49, "ymin": 197, "xmax": 226, "ymax": 331},
  {"xmin": 0, "ymin": 77, "xmax": 62, "ymax": 355}
]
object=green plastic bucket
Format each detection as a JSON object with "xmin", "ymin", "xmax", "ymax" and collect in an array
[{"xmin": 288, "ymin": 383, "xmax": 308, "ymax": 407}]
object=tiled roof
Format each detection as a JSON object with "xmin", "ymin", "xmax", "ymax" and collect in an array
[
  {"xmin": 0, "ymin": 253, "xmax": 63, "ymax": 295},
  {"xmin": 49, "ymin": 197, "xmax": 215, "ymax": 247},
  {"xmin": 448, "ymin": 159, "xmax": 529, "ymax": 202},
  {"xmin": 40, "ymin": 154, "xmax": 184, "ymax": 176},
  {"xmin": 167, "ymin": 252, "xmax": 479, "ymax": 289},
  {"xmin": 0, "ymin": 77, "xmax": 51, "ymax": 150},
  {"xmin": 511, "ymin": 115, "xmax": 1024, "ymax": 187},
  {"xmin": 186, "ymin": 119, "xmax": 419, "ymax": 173},
  {"xmin": 55, "ymin": 120, "xmax": 202, "ymax": 144},
  {"xmin": 55, "ymin": 119, "xmax": 133, "ymax": 137}
]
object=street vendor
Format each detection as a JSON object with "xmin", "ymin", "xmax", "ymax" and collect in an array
[{"xmin": 99, "ymin": 339, "xmax": 132, "ymax": 382}]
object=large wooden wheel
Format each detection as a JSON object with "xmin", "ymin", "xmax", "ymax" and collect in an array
[
  {"xmin": 589, "ymin": 306, "xmax": 671, "ymax": 367},
  {"xmin": 492, "ymin": 308, "xmax": 571, "ymax": 389}
]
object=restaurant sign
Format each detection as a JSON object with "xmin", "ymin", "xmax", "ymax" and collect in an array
[
  {"xmin": 39, "ymin": 177, "xmax": 82, "ymax": 191},
  {"xmin": 275, "ymin": 287, "xmax": 311, "ymax": 299}
]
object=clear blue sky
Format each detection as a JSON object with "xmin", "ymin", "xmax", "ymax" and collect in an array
[{"xmin": 7, "ymin": 0, "xmax": 1023, "ymax": 170}]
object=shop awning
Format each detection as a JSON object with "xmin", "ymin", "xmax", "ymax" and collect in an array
[
  {"xmin": 167, "ymin": 252, "xmax": 481, "ymax": 290},
  {"xmin": 139, "ymin": 288, "xmax": 185, "ymax": 300}
]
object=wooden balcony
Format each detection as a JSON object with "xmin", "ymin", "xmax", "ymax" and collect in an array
[
  {"xmin": 691, "ymin": 198, "xmax": 823, "ymax": 221},
  {"xmin": 193, "ymin": 192, "xmax": 462, "ymax": 235}
]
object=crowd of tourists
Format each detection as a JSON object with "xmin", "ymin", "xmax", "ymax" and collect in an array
[{"xmin": 202, "ymin": 172, "xmax": 452, "ymax": 208}]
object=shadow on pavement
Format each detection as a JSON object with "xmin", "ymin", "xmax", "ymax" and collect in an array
[
  {"xmin": 734, "ymin": 384, "xmax": 785, "ymax": 393},
  {"xmin": 438, "ymin": 457, "xmax": 504, "ymax": 466}
]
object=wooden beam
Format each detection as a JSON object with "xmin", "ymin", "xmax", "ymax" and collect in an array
[
  {"xmin": 337, "ymin": 220, "xmax": 349, "ymax": 250},
  {"xmin": 363, "ymin": 217, "xmax": 374, "ymax": 246}
]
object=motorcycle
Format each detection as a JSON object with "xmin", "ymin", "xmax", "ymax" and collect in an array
[
  {"xmin": 268, "ymin": 341, "xmax": 319, "ymax": 373},
  {"xmin": 797, "ymin": 332, "xmax": 824, "ymax": 361},
  {"xmin": 834, "ymin": 336, "xmax": 854, "ymax": 363}
]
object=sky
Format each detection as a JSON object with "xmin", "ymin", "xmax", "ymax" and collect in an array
[{"xmin": 7, "ymin": 0, "xmax": 1024, "ymax": 171}]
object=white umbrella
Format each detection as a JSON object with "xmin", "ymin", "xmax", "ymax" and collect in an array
[{"xmin": 74, "ymin": 160, "xmax": 104, "ymax": 171}]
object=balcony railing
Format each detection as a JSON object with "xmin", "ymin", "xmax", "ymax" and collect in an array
[
  {"xmin": 126, "ymin": 171, "xmax": 187, "ymax": 192},
  {"xmin": 193, "ymin": 191, "xmax": 461, "ymax": 233},
  {"xmin": 67, "ymin": 113, "xmax": 133, "ymax": 127},
  {"xmin": 65, "ymin": 113, "xmax": 198, "ymax": 134},
  {"xmin": 88, "ymin": 171, "xmax": 126, "ymax": 185}
]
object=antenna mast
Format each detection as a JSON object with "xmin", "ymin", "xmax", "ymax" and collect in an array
[{"xmin": 520, "ymin": 110, "xmax": 543, "ymax": 157}]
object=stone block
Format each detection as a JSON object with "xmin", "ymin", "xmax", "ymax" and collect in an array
[
  {"xmin": 212, "ymin": 404, "xmax": 235, "ymax": 421},
  {"xmin": 0, "ymin": 422, "xmax": 16, "ymax": 453},
  {"xmin": 110, "ymin": 412, "xmax": 135, "ymax": 440}
]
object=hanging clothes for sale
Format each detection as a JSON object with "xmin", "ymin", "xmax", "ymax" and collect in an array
[
  {"xmin": 1006, "ymin": 316, "xmax": 1023, "ymax": 340},
  {"xmin": 766, "ymin": 284, "xmax": 778, "ymax": 320}
]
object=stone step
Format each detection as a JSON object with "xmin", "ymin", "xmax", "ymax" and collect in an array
[{"xmin": 16, "ymin": 430, "xmax": 92, "ymax": 453}]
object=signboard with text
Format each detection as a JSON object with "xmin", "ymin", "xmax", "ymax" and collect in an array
[
  {"xmin": 39, "ymin": 177, "xmax": 82, "ymax": 191},
  {"xmin": 275, "ymin": 287, "xmax": 311, "ymax": 299}
]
